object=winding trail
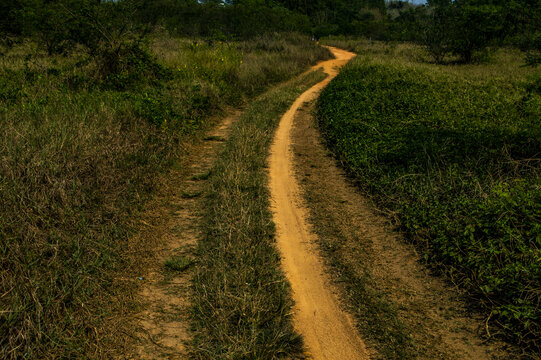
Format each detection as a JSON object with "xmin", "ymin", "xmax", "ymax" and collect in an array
[{"xmin": 268, "ymin": 47, "xmax": 367, "ymax": 359}]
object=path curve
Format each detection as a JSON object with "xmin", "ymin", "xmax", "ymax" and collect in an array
[{"xmin": 268, "ymin": 47, "xmax": 367, "ymax": 359}]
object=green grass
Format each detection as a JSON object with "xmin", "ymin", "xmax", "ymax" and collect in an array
[
  {"xmin": 317, "ymin": 42, "xmax": 541, "ymax": 354},
  {"xmin": 0, "ymin": 33, "xmax": 331, "ymax": 359},
  {"xmin": 191, "ymin": 170, "xmax": 212, "ymax": 181},
  {"xmin": 165, "ymin": 256, "xmax": 194, "ymax": 272},
  {"xmin": 191, "ymin": 69, "xmax": 327, "ymax": 359},
  {"xmin": 181, "ymin": 190, "xmax": 204, "ymax": 199}
]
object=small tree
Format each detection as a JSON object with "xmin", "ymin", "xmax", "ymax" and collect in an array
[
  {"xmin": 447, "ymin": 2, "xmax": 504, "ymax": 63},
  {"xmin": 422, "ymin": 0, "xmax": 504, "ymax": 63},
  {"xmin": 35, "ymin": 1, "xmax": 76, "ymax": 54},
  {"xmin": 422, "ymin": 3, "xmax": 451, "ymax": 63},
  {"xmin": 524, "ymin": 32, "xmax": 541, "ymax": 67}
]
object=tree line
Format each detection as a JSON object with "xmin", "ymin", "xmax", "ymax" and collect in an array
[{"xmin": 1, "ymin": 0, "xmax": 540, "ymax": 63}]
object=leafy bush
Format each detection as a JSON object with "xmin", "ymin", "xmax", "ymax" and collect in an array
[
  {"xmin": 420, "ymin": 1, "xmax": 505, "ymax": 63},
  {"xmin": 0, "ymin": 70, "xmax": 25, "ymax": 102},
  {"xmin": 524, "ymin": 75, "xmax": 541, "ymax": 95},
  {"xmin": 523, "ymin": 31, "xmax": 541, "ymax": 67},
  {"xmin": 317, "ymin": 57, "xmax": 541, "ymax": 352},
  {"xmin": 99, "ymin": 42, "xmax": 171, "ymax": 90}
]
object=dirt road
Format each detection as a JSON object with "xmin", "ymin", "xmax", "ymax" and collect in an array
[{"xmin": 268, "ymin": 47, "xmax": 368, "ymax": 359}]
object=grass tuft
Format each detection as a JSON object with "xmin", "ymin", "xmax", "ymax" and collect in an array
[
  {"xmin": 165, "ymin": 256, "xmax": 194, "ymax": 272},
  {"xmin": 191, "ymin": 170, "xmax": 212, "ymax": 181},
  {"xmin": 181, "ymin": 190, "xmax": 203, "ymax": 199}
]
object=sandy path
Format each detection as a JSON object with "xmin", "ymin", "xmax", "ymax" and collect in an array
[{"xmin": 268, "ymin": 47, "xmax": 368, "ymax": 360}]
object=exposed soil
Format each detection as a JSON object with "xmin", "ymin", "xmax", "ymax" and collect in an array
[
  {"xmin": 290, "ymin": 99, "xmax": 514, "ymax": 359},
  {"xmin": 268, "ymin": 47, "xmax": 369, "ymax": 360},
  {"xmin": 133, "ymin": 111, "xmax": 240, "ymax": 359}
]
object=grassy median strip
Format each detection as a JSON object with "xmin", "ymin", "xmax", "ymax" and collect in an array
[{"xmin": 191, "ymin": 69, "xmax": 326, "ymax": 359}]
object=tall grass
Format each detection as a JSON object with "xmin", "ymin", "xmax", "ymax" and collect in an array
[
  {"xmin": 0, "ymin": 33, "xmax": 331, "ymax": 359},
  {"xmin": 317, "ymin": 42, "xmax": 541, "ymax": 354}
]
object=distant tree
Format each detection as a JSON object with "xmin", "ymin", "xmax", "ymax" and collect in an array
[
  {"xmin": 421, "ymin": 2, "xmax": 451, "ymax": 63},
  {"xmin": 448, "ymin": 1, "xmax": 504, "ymax": 62},
  {"xmin": 422, "ymin": 0, "xmax": 505, "ymax": 63},
  {"xmin": 274, "ymin": 0, "xmax": 387, "ymax": 38},
  {"xmin": 505, "ymin": 0, "xmax": 541, "ymax": 66},
  {"xmin": 0, "ymin": 0, "xmax": 22, "ymax": 37},
  {"xmin": 34, "ymin": 1, "xmax": 77, "ymax": 54},
  {"xmin": 524, "ymin": 32, "xmax": 541, "ymax": 66},
  {"xmin": 386, "ymin": 1, "xmax": 427, "ymax": 42},
  {"xmin": 0, "ymin": 0, "xmax": 42, "ymax": 45}
]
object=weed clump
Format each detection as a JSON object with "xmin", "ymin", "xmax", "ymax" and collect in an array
[
  {"xmin": 98, "ymin": 42, "xmax": 171, "ymax": 91},
  {"xmin": 165, "ymin": 256, "xmax": 193, "ymax": 272}
]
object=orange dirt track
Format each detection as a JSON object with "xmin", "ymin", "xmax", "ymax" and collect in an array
[{"xmin": 268, "ymin": 47, "xmax": 368, "ymax": 360}]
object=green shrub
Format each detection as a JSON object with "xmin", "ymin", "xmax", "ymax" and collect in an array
[
  {"xmin": 100, "ymin": 42, "xmax": 171, "ymax": 91},
  {"xmin": 165, "ymin": 256, "xmax": 193, "ymax": 272},
  {"xmin": 317, "ymin": 57, "xmax": 541, "ymax": 353},
  {"xmin": 133, "ymin": 90, "xmax": 174, "ymax": 126},
  {"xmin": 524, "ymin": 75, "xmax": 541, "ymax": 95},
  {"xmin": 0, "ymin": 70, "xmax": 25, "ymax": 102}
]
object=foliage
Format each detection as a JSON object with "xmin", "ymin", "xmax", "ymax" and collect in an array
[
  {"xmin": 133, "ymin": 0, "xmax": 312, "ymax": 38},
  {"xmin": 523, "ymin": 31, "xmax": 541, "ymax": 67},
  {"xmin": 0, "ymin": 34, "xmax": 330, "ymax": 359},
  {"xmin": 5, "ymin": 0, "xmax": 386, "ymax": 41},
  {"xmin": 421, "ymin": 1, "xmax": 505, "ymax": 63},
  {"xmin": 317, "ymin": 46, "xmax": 541, "ymax": 353},
  {"xmin": 272, "ymin": 0, "xmax": 387, "ymax": 37},
  {"xmin": 164, "ymin": 255, "xmax": 193, "ymax": 272},
  {"xmin": 2, "ymin": 0, "xmax": 541, "ymax": 58},
  {"xmin": 99, "ymin": 42, "xmax": 171, "ymax": 90},
  {"xmin": 421, "ymin": 4, "xmax": 450, "ymax": 63},
  {"xmin": 386, "ymin": 3, "xmax": 427, "ymax": 42},
  {"xmin": 420, "ymin": 0, "xmax": 541, "ymax": 64}
]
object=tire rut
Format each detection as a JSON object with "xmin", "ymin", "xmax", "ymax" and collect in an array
[
  {"xmin": 289, "ymin": 93, "xmax": 514, "ymax": 359},
  {"xmin": 134, "ymin": 112, "xmax": 239, "ymax": 359}
]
